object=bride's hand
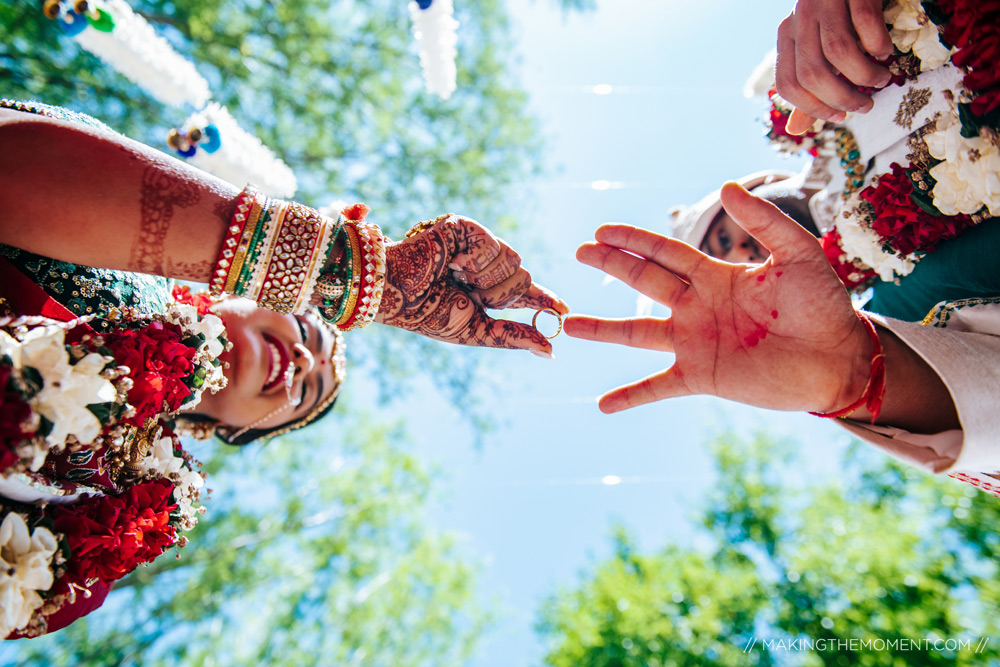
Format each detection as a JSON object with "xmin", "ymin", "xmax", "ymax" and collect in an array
[
  {"xmin": 375, "ymin": 214, "xmax": 569, "ymax": 357},
  {"xmin": 565, "ymin": 183, "xmax": 872, "ymax": 413}
]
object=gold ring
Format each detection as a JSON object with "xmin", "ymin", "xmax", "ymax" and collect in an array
[{"xmin": 532, "ymin": 308, "xmax": 563, "ymax": 339}]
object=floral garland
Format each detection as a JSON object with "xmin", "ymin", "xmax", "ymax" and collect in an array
[
  {"xmin": 409, "ymin": 0, "xmax": 459, "ymax": 100},
  {"xmin": 0, "ymin": 287, "xmax": 227, "ymax": 638},
  {"xmin": 43, "ymin": 0, "xmax": 211, "ymax": 109},
  {"xmin": 166, "ymin": 104, "xmax": 299, "ymax": 198},
  {"xmin": 762, "ymin": 0, "xmax": 1000, "ymax": 291}
]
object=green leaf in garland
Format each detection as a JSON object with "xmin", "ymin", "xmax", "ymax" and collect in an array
[
  {"xmin": 911, "ymin": 188, "xmax": 943, "ymax": 217},
  {"xmin": 87, "ymin": 402, "xmax": 114, "ymax": 424},
  {"xmin": 922, "ymin": 0, "xmax": 950, "ymax": 28},
  {"xmin": 182, "ymin": 333, "xmax": 206, "ymax": 349},
  {"xmin": 37, "ymin": 415, "xmax": 53, "ymax": 439},
  {"xmin": 21, "ymin": 366, "xmax": 43, "ymax": 396},
  {"xmin": 958, "ymin": 103, "xmax": 983, "ymax": 139}
]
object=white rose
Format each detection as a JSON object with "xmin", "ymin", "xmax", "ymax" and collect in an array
[
  {"xmin": 30, "ymin": 351, "xmax": 116, "ymax": 451},
  {"xmin": 836, "ymin": 196, "xmax": 916, "ymax": 282},
  {"xmin": 140, "ymin": 436, "xmax": 186, "ymax": 478},
  {"xmin": 885, "ymin": 0, "xmax": 951, "ymax": 71},
  {"xmin": 0, "ymin": 513, "xmax": 57, "ymax": 638},
  {"xmin": 927, "ymin": 123, "xmax": 1000, "ymax": 216}
]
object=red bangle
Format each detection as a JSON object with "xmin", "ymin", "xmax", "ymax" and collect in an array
[
  {"xmin": 210, "ymin": 184, "xmax": 258, "ymax": 296},
  {"xmin": 809, "ymin": 311, "xmax": 886, "ymax": 423}
]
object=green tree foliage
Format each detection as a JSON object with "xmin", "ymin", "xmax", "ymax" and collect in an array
[
  {"xmin": 0, "ymin": 0, "xmax": 545, "ymax": 406},
  {"xmin": 4, "ymin": 411, "xmax": 490, "ymax": 666},
  {"xmin": 537, "ymin": 434, "xmax": 1000, "ymax": 666}
]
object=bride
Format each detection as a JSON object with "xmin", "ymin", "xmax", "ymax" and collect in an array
[{"xmin": 0, "ymin": 100, "xmax": 568, "ymax": 637}]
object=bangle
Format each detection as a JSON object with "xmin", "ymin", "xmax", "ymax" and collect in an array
[
  {"xmin": 255, "ymin": 202, "xmax": 337, "ymax": 314},
  {"xmin": 809, "ymin": 311, "xmax": 886, "ymax": 423},
  {"xmin": 225, "ymin": 189, "xmax": 267, "ymax": 295},
  {"xmin": 210, "ymin": 184, "xmax": 261, "ymax": 296},
  {"xmin": 337, "ymin": 221, "xmax": 386, "ymax": 331},
  {"xmin": 335, "ymin": 222, "xmax": 363, "ymax": 327}
]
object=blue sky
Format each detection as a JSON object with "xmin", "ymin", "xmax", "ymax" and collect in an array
[{"xmin": 374, "ymin": 1, "xmax": 864, "ymax": 665}]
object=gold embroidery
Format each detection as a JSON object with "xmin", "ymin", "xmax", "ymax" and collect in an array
[
  {"xmin": 905, "ymin": 113, "xmax": 939, "ymax": 170},
  {"xmin": 894, "ymin": 86, "xmax": 932, "ymax": 130},
  {"xmin": 72, "ymin": 274, "xmax": 101, "ymax": 299},
  {"xmin": 921, "ymin": 296, "xmax": 1000, "ymax": 327}
]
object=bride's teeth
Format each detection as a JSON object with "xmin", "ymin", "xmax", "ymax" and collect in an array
[{"xmin": 265, "ymin": 341, "xmax": 282, "ymax": 387}]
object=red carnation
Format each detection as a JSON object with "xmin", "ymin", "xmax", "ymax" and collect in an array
[
  {"xmin": 52, "ymin": 478, "xmax": 177, "ymax": 585},
  {"xmin": 171, "ymin": 285, "xmax": 215, "ymax": 316},
  {"xmin": 860, "ymin": 163, "xmax": 975, "ymax": 256},
  {"xmin": 941, "ymin": 0, "xmax": 1000, "ymax": 114},
  {"xmin": 104, "ymin": 323, "xmax": 195, "ymax": 425},
  {"xmin": 821, "ymin": 229, "xmax": 877, "ymax": 290}
]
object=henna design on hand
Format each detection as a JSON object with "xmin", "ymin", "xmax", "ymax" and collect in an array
[
  {"xmin": 377, "ymin": 216, "xmax": 550, "ymax": 353},
  {"xmin": 129, "ymin": 167, "xmax": 200, "ymax": 274}
]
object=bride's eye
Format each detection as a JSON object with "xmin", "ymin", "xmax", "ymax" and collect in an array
[{"xmin": 295, "ymin": 317, "xmax": 308, "ymax": 344}]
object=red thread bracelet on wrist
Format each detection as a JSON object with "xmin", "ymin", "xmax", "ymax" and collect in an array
[{"xmin": 809, "ymin": 311, "xmax": 886, "ymax": 423}]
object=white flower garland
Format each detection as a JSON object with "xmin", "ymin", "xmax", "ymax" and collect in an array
[
  {"xmin": 175, "ymin": 104, "xmax": 298, "ymax": 198},
  {"xmin": 925, "ymin": 116, "xmax": 1000, "ymax": 217},
  {"xmin": 0, "ymin": 513, "xmax": 57, "ymax": 639},
  {"xmin": 884, "ymin": 0, "xmax": 952, "ymax": 71},
  {"xmin": 73, "ymin": 0, "xmax": 210, "ymax": 108},
  {"xmin": 759, "ymin": 0, "xmax": 997, "ymax": 283},
  {"xmin": 409, "ymin": 0, "xmax": 459, "ymax": 100},
  {"xmin": 140, "ymin": 436, "xmax": 204, "ymax": 530},
  {"xmin": 0, "ymin": 327, "xmax": 115, "ymax": 469},
  {"xmin": 837, "ymin": 192, "xmax": 918, "ymax": 281}
]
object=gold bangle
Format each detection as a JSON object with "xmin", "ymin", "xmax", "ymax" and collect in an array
[
  {"xmin": 532, "ymin": 308, "xmax": 563, "ymax": 339},
  {"xmin": 336, "ymin": 223, "xmax": 363, "ymax": 327}
]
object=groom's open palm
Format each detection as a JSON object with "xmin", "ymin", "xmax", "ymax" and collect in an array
[{"xmin": 565, "ymin": 184, "xmax": 872, "ymax": 414}]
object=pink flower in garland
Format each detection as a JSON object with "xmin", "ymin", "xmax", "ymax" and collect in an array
[
  {"xmin": 859, "ymin": 163, "xmax": 975, "ymax": 256},
  {"xmin": 52, "ymin": 479, "xmax": 178, "ymax": 585},
  {"xmin": 103, "ymin": 323, "xmax": 195, "ymax": 426},
  {"xmin": 821, "ymin": 228, "xmax": 877, "ymax": 290}
]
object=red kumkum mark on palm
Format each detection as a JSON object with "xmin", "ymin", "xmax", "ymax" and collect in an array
[
  {"xmin": 743, "ymin": 323, "xmax": 769, "ymax": 348},
  {"xmin": 756, "ymin": 275, "xmax": 765, "ymax": 283},
  {"xmin": 771, "ymin": 310, "xmax": 778, "ymax": 319}
]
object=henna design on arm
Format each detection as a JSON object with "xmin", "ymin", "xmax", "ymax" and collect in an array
[
  {"xmin": 165, "ymin": 258, "xmax": 214, "ymax": 281},
  {"xmin": 129, "ymin": 167, "xmax": 200, "ymax": 274}
]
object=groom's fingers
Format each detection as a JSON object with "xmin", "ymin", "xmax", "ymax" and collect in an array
[
  {"xmin": 597, "ymin": 367, "xmax": 691, "ymax": 413},
  {"xmin": 719, "ymin": 183, "xmax": 822, "ymax": 262},
  {"xmin": 593, "ymin": 224, "xmax": 706, "ymax": 280},
  {"xmin": 576, "ymin": 243, "xmax": 688, "ymax": 307},
  {"xmin": 564, "ymin": 315, "xmax": 674, "ymax": 352}
]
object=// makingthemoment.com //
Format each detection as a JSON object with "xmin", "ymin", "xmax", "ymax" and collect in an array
[{"xmin": 743, "ymin": 636, "xmax": 991, "ymax": 655}]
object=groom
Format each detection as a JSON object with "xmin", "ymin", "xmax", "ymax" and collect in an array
[{"xmin": 564, "ymin": 183, "xmax": 1000, "ymax": 493}]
